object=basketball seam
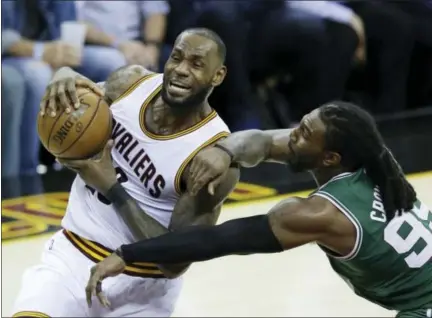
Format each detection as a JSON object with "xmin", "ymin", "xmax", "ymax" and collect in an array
[
  {"xmin": 46, "ymin": 108, "xmax": 66, "ymax": 151},
  {"xmin": 90, "ymin": 110, "xmax": 113, "ymax": 158},
  {"xmin": 59, "ymin": 108, "xmax": 113, "ymax": 160},
  {"xmin": 46, "ymin": 91, "xmax": 93, "ymax": 152},
  {"xmin": 56, "ymin": 97, "xmax": 102, "ymax": 157}
]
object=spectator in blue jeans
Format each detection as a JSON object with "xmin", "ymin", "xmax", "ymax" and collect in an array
[
  {"xmin": 1, "ymin": 0, "xmax": 131, "ymax": 176},
  {"xmin": 3, "ymin": 0, "xmax": 125, "ymax": 82},
  {"xmin": 1, "ymin": 65, "xmax": 27, "ymax": 178},
  {"xmin": 1, "ymin": 0, "xmax": 54, "ymax": 176}
]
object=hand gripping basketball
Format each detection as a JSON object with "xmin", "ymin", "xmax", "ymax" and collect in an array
[
  {"xmin": 40, "ymin": 75, "xmax": 104, "ymax": 117},
  {"xmin": 58, "ymin": 140, "xmax": 118, "ymax": 195}
]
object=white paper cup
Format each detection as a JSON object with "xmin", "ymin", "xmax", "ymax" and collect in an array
[{"xmin": 61, "ymin": 21, "xmax": 87, "ymax": 51}]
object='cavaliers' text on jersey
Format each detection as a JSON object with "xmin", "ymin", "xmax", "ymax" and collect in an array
[{"xmin": 62, "ymin": 73, "xmax": 230, "ymax": 249}]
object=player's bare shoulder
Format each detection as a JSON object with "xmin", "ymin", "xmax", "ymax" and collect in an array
[{"xmin": 104, "ymin": 65, "xmax": 155, "ymax": 104}]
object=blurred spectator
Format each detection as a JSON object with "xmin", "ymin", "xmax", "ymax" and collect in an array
[
  {"xmin": 388, "ymin": 1, "xmax": 432, "ymax": 107},
  {"xmin": 390, "ymin": 1, "xmax": 432, "ymax": 47},
  {"xmin": 78, "ymin": 1, "xmax": 170, "ymax": 72},
  {"xmin": 189, "ymin": 1, "xmax": 261, "ymax": 130},
  {"xmin": 346, "ymin": 1, "xmax": 415, "ymax": 112},
  {"xmin": 1, "ymin": 65, "xmax": 26, "ymax": 178},
  {"xmin": 285, "ymin": 1, "xmax": 362, "ymax": 106},
  {"xmin": 249, "ymin": 1, "xmax": 360, "ymax": 122},
  {"xmin": 1, "ymin": 0, "xmax": 54, "ymax": 176},
  {"xmin": 2, "ymin": 0, "xmax": 130, "ymax": 175}
]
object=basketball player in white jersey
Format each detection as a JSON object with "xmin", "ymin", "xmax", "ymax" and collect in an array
[{"xmin": 12, "ymin": 28, "xmax": 240, "ymax": 317}]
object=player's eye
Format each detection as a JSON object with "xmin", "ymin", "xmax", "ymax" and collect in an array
[
  {"xmin": 193, "ymin": 61, "xmax": 204, "ymax": 68},
  {"xmin": 171, "ymin": 54, "xmax": 181, "ymax": 61}
]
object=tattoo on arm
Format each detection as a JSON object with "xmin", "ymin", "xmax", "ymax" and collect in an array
[
  {"xmin": 50, "ymin": 65, "xmax": 153, "ymax": 106},
  {"xmin": 106, "ymin": 183, "xmax": 183, "ymax": 278},
  {"xmin": 105, "ymin": 183, "xmax": 168, "ymax": 240},
  {"xmin": 103, "ymin": 65, "xmax": 153, "ymax": 105},
  {"xmin": 105, "ymin": 167, "xmax": 239, "ymax": 277},
  {"xmin": 159, "ymin": 166, "xmax": 240, "ymax": 276},
  {"xmin": 217, "ymin": 129, "xmax": 292, "ymax": 167}
]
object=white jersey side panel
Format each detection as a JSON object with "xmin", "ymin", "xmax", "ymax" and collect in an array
[{"xmin": 62, "ymin": 74, "xmax": 230, "ymax": 249}]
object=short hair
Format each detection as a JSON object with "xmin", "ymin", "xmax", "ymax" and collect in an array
[
  {"xmin": 319, "ymin": 101, "xmax": 417, "ymax": 220},
  {"xmin": 180, "ymin": 28, "xmax": 226, "ymax": 63}
]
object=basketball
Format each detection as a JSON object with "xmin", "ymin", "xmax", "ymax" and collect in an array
[{"xmin": 37, "ymin": 87, "xmax": 113, "ymax": 159}]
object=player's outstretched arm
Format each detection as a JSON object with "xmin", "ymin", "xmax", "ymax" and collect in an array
[
  {"xmin": 218, "ymin": 129, "xmax": 293, "ymax": 166},
  {"xmin": 85, "ymin": 195, "xmax": 337, "ymax": 305},
  {"xmin": 117, "ymin": 195, "xmax": 335, "ymax": 264},
  {"xmin": 100, "ymin": 154, "xmax": 239, "ymax": 277},
  {"xmin": 189, "ymin": 129, "xmax": 293, "ymax": 195},
  {"xmin": 40, "ymin": 65, "xmax": 153, "ymax": 116}
]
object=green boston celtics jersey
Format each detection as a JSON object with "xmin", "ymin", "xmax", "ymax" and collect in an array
[{"xmin": 311, "ymin": 170, "xmax": 432, "ymax": 311}]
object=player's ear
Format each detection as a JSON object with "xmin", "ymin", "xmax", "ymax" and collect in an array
[
  {"xmin": 212, "ymin": 66, "xmax": 227, "ymax": 87},
  {"xmin": 323, "ymin": 151, "xmax": 340, "ymax": 167}
]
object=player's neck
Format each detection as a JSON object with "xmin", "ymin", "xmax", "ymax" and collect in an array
[
  {"xmin": 152, "ymin": 97, "xmax": 212, "ymax": 134},
  {"xmin": 312, "ymin": 167, "xmax": 351, "ymax": 187}
]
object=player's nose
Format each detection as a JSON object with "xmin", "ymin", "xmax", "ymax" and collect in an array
[{"xmin": 173, "ymin": 61, "xmax": 190, "ymax": 77}]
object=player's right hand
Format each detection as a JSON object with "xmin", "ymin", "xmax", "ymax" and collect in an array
[
  {"xmin": 189, "ymin": 146, "xmax": 232, "ymax": 196},
  {"xmin": 86, "ymin": 252, "xmax": 126, "ymax": 309},
  {"xmin": 40, "ymin": 75, "xmax": 104, "ymax": 117}
]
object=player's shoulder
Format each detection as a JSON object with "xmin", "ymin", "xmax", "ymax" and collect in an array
[
  {"xmin": 277, "ymin": 196, "xmax": 336, "ymax": 216},
  {"xmin": 112, "ymin": 65, "xmax": 154, "ymax": 81},
  {"xmin": 278, "ymin": 196, "xmax": 340, "ymax": 229},
  {"xmin": 267, "ymin": 196, "xmax": 338, "ymax": 239},
  {"xmin": 104, "ymin": 65, "xmax": 158, "ymax": 104}
]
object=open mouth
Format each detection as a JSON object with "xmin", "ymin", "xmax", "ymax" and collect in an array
[{"xmin": 168, "ymin": 81, "xmax": 191, "ymax": 95}]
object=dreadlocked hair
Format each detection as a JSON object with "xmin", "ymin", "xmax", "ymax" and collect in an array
[{"xmin": 319, "ymin": 101, "xmax": 416, "ymax": 220}]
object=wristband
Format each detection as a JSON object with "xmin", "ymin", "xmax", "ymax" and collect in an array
[
  {"xmin": 213, "ymin": 144, "xmax": 234, "ymax": 162},
  {"xmin": 33, "ymin": 42, "xmax": 45, "ymax": 60},
  {"xmin": 105, "ymin": 182, "xmax": 129, "ymax": 207}
]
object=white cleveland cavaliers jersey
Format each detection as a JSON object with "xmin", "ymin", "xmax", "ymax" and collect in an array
[{"xmin": 62, "ymin": 73, "xmax": 230, "ymax": 249}]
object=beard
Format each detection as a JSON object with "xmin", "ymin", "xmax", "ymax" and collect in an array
[
  {"xmin": 287, "ymin": 154, "xmax": 318, "ymax": 173},
  {"xmin": 161, "ymin": 79, "xmax": 213, "ymax": 115}
]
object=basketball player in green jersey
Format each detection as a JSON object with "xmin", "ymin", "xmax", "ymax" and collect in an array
[{"xmin": 83, "ymin": 101, "xmax": 432, "ymax": 317}]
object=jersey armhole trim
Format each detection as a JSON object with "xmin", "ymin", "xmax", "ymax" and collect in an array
[
  {"xmin": 312, "ymin": 191, "xmax": 364, "ymax": 261},
  {"xmin": 317, "ymin": 171, "xmax": 357, "ymax": 190},
  {"xmin": 174, "ymin": 131, "xmax": 230, "ymax": 194},
  {"xmin": 112, "ymin": 73, "xmax": 158, "ymax": 104}
]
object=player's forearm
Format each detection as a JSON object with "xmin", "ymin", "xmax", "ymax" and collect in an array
[
  {"xmin": 5, "ymin": 39, "xmax": 35, "ymax": 57},
  {"xmin": 105, "ymin": 183, "xmax": 169, "ymax": 240},
  {"xmin": 216, "ymin": 130, "xmax": 273, "ymax": 167},
  {"xmin": 119, "ymin": 215, "xmax": 283, "ymax": 264},
  {"xmin": 156, "ymin": 195, "xmax": 224, "ymax": 276},
  {"xmin": 105, "ymin": 182, "xmax": 186, "ymax": 277}
]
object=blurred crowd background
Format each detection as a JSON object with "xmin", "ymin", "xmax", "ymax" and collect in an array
[{"xmin": 2, "ymin": 0, "xmax": 432, "ymax": 180}]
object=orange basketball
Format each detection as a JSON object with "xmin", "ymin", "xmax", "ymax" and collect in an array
[{"xmin": 37, "ymin": 87, "xmax": 113, "ymax": 159}]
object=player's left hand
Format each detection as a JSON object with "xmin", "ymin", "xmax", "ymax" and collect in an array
[
  {"xmin": 86, "ymin": 252, "xmax": 126, "ymax": 308},
  {"xmin": 58, "ymin": 139, "xmax": 118, "ymax": 194},
  {"xmin": 189, "ymin": 146, "xmax": 232, "ymax": 196}
]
